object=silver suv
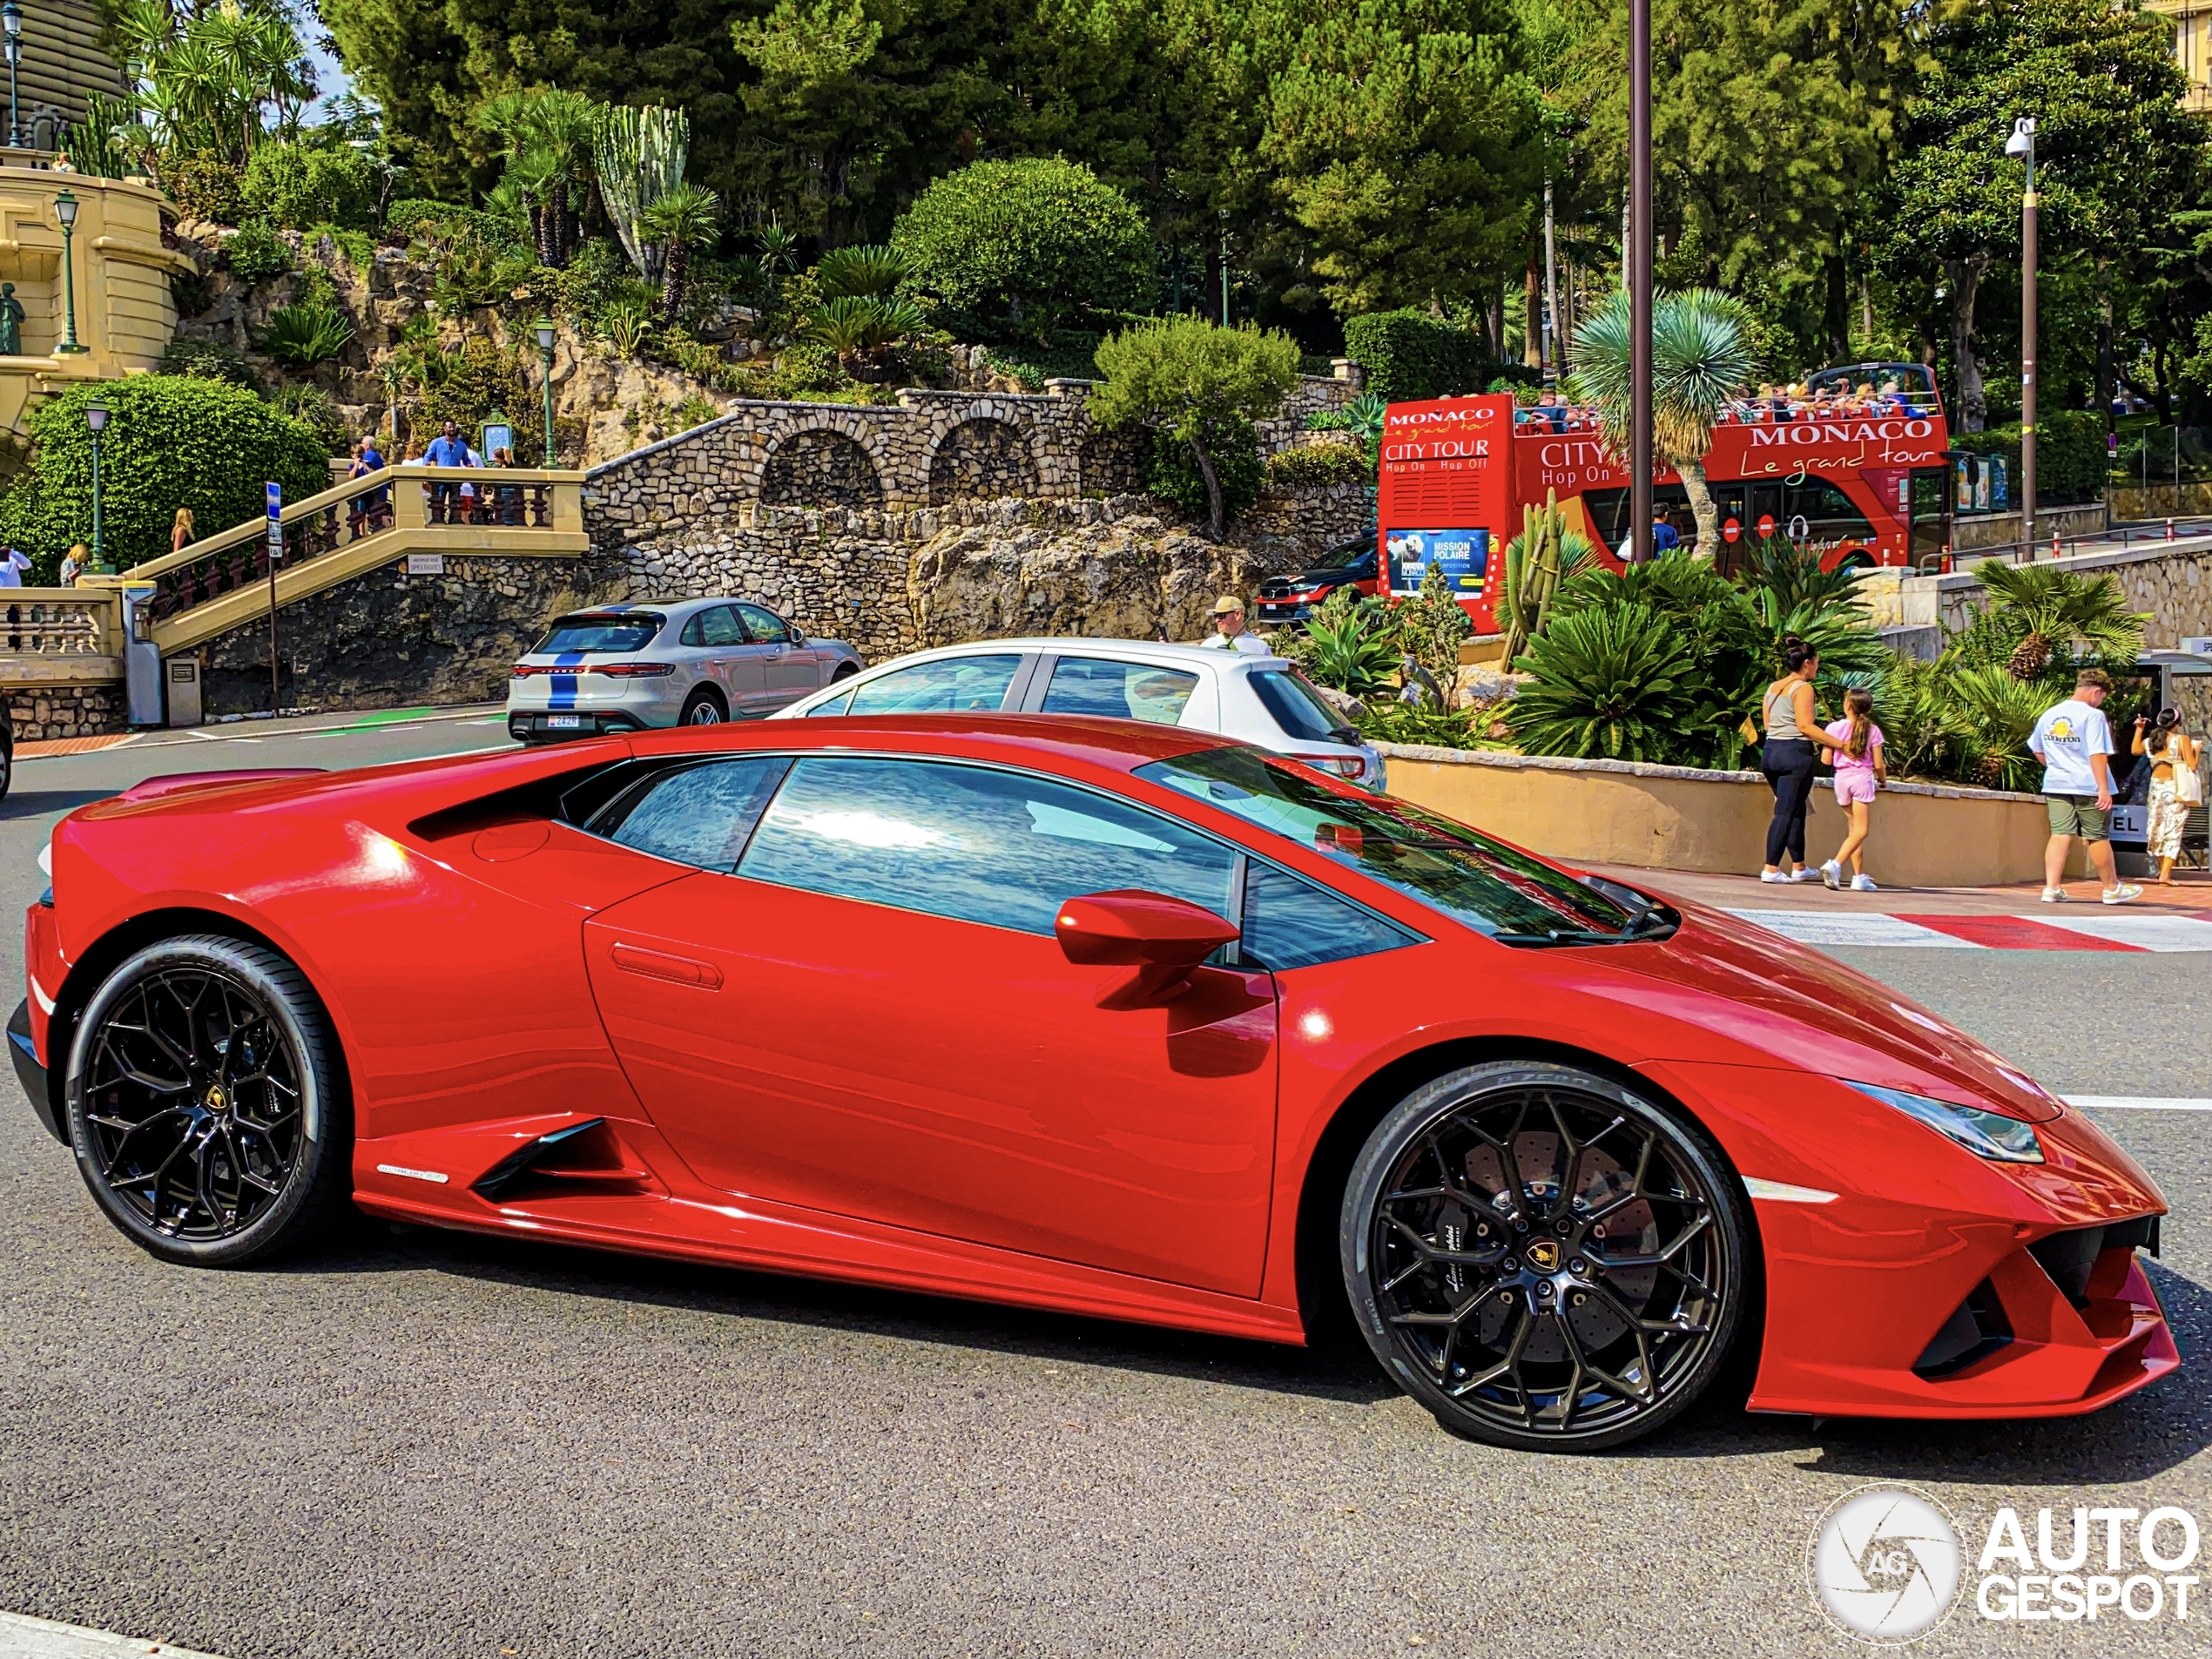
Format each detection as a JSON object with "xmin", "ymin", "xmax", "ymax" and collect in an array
[{"xmin": 508, "ymin": 598, "xmax": 863, "ymax": 743}]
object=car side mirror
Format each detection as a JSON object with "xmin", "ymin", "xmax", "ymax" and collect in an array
[{"xmin": 1055, "ymin": 890, "xmax": 1240, "ymax": 1009}]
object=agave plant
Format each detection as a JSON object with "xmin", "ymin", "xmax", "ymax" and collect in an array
[
  {"xmin": 260, "ymin": 300, "xmax": 354, "ymax": 367},
  {"xmin": 1973, "ymin": 560, "xmax": 2148, "ymax": 682},
  {"xmin": 601, "ymin": 298, "xmax": 653, "ymax": 357},
  {"xmin": 1507, "ymin": 600, "xmax": 1699, "ymax": 762},
  {"xmin": 815, "ymin": 244, "xmax": 914, "ymax": 300},
  {"xmin": 1291, "ymin": 586, "xmax": 1399, "ymax": 696},
  {"xmin": 1569, "ymin": 288, "xmax": 1757, "ymax": 559}
]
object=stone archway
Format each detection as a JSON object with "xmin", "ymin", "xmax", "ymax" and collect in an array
[
  {"xmin": 927, "ymin": 418, "xmax": 1041, "ymax": 504},
  {"xmin": 760, "ymin": 428, "xmax": 886, "ymax": 509}
]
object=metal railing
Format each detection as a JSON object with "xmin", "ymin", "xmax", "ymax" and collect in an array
[{"xmin": 122, "ymin": 467, "xmax": 583, "ymax": 628}]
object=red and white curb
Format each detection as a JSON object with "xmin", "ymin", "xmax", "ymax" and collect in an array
[
  {"xmin": 1727, "ymin": 908, "xmax": 2212, "ymax": 952},
  {"xmin": 0, "ymin": 1613, "xmax": 221, "ymax": 1659}
]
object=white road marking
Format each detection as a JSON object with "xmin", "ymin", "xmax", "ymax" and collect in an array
[
  {"xmin": 1724, "ymin": 910, "xmax": 1974, "ymax": 948},
  {"xmin": 2032, "ymin": 914, "xmax": 2212, "ymax": 952},
  {"xmin": 0, "ymin": 1609, "xmax": 223, "ymax": 1658},
  {"xmin": 2065, "ymin": 1096, "xmax": 2212, "ymax": 1112}
]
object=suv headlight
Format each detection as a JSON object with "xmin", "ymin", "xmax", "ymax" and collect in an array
[{"xmin": 1845, "ymin": 1081, "xmax": 2044, "ymax": 1163}]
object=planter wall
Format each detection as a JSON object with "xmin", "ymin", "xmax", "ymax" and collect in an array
[{"xmin": 1376, "ymin": 744, "xmax": 2064, "ymax": 887}]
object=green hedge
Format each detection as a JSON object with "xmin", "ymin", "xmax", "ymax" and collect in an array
[
  {"xmin": 1951, "ymin": 410, "xmax": 2106, "ymax": 507},
  {"xmin": 1343, "ymin": 310, "xmax": 1496, "ymax": 403},
  {"xmin": 1147, "ymin": 417, "xmax": 1264, "ymax": 523},
  {"xmin": 0, "ymin": 377, "xmax": 329, "ymax": 577},
  {"xmin": 241, "ymin": 142, "xmax": 378, "ymax": 232}
]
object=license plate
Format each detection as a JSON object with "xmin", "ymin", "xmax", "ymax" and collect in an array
[{"xmin": 546, "ymin": 714, "xmax": 582, "ymax": 729}]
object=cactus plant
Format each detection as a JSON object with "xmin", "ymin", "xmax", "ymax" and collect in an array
[{"xmin": 1497, "ymin": 489, "xmax": 1590, "ymax": 667}]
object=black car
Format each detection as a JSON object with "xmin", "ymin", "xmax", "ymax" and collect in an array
[{"xmin": 1254, "ymin": 538, "xmax": 1379, "ymax": 626}]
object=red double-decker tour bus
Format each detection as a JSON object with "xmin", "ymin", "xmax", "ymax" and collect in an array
[{"xmin": 1375, "ymin": 363, "xmax": 1952, "ymax": 629}]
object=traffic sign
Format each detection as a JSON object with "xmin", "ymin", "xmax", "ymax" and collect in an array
[
  {"xmin": 266, "ymin": 482, "xmax": 281, "ymax": 519},
  {"xmin": 1722, "ymin": 517, "xmax": 1741, "ymax": 543},
  {"xmin": 1756, "ymin": 514, "xmax": 1776, "ymax": 538}
]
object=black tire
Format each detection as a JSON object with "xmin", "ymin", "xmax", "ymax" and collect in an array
[
  {"xmin": 680, "ymin": 687, "xmax": 726, "ymax": 725},
  {"xmin": 0, "ymin": 732, "xmax": 12, "ymax": 802},
  {"xmin": 64, "ymin": 934, "xmax": 351, "ymax": 1267},
  {"xmin": 830, "ymin": 663, "xmax": 859, "ymax": 682},
  {"xmin": 1340, "ymin": 1060, "xmax": 1747, "ymax": 1452}
]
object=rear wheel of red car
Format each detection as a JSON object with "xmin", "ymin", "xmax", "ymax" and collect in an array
[
  {"xmin": 1341, "ymin": 1061, "xmax": 1747, "ymax": 1452},
  {"xmin": 64, "ymin": 935, "xmax": 351, "ymax": 1267}
]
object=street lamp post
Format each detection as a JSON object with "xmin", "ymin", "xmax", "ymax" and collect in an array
[
  {"xmin": 2006, "ymin": 116, "xmax": 2036, "ymax": 558},
  {"xmin": 54, "ymin": 189, "xmax": 85, "ymax": 354},
  {"xmin": 1628, "ymin": 0, "xmax": 1655, "ymax": 561},
  {"xmin": 3, "ymin": 2, "xmax": 23, "ymax": 152},
  {"xmin": 534, "ymin": 315, "xmax": 556, "ymax": 467},
  {"xmin": 85, "ymin": 395, "xmax": 110, "ymax": 574}
]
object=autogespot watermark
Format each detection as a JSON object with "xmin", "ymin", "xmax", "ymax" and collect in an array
[{"xmin": 1807, "ymin": 1486, "xmax": 2202, "ymax": 1643}]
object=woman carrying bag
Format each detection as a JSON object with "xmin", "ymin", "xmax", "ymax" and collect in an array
[
  {"xmin": 2134, "ymin": 709, "xmax": 2204, "ymax": 887},
  {"xmin": 1757, "ymin": 637, "xmax": 1843, "ymax": 884}
]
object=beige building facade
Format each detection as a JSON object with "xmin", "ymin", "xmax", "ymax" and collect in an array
[{"xmin": 2149, "ymin": 0, "xmax": 2212, "ymax": 113}]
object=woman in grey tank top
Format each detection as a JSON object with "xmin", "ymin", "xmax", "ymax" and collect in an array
[{"xmin": 1759, "ymin": 637, "xmax": 1841, "ymax": 882}]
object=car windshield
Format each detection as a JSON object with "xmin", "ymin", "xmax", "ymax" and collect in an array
[
  {"xmin": 1312, "ymin": 541, "xmax": 1370, "ymax": 570},
  {"xmin": 1135, "ymin": 746, "xmax": 1653, "ymax": 943},
  {"xmin": 533, "ymin": 613, "xmax": 664, "ymax": 654},
  {"xmin": 1248, "ymin": 669, "xmax": 1356, "ymax": 745}
]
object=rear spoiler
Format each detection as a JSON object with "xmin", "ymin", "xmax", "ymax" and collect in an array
[{"xmin": 119, "ymin": 769, "xmax": 327, "ymax": 803}]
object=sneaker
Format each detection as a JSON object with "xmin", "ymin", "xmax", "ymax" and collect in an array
[
  {"xmin": 1819, "ymin": 860, "xmax": 1843, "ymax": 889},
  {"xmin": 1851, "ymin": 873, "xmax": 1878, "ymax": 892},
  {"xmin": 2102, "ymin": 884, "xmax": 2143, "ymax": 906},
  {"xmin": 1789, "ymin": 867, "xmax": 1823, "ymax": 882},
  {"xmin": 2040, "ymin": 887, "xmax": 2071, "ymax": 903},
  {"xmin": 1758, "ymin": 869, "xmax": 1791, "ymax": 884}
]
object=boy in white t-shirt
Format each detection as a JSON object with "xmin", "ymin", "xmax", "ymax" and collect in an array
[{"xmin": 2027, "ymin": 667, "xmax": 2140, "ymax": 905}]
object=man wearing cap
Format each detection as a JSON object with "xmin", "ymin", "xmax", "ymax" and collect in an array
[{"xmin": 1201, "ymin": 595, "xmax": 1271, "ymax": 655}]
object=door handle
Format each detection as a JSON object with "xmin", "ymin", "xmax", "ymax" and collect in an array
[{"xmin": 610, "ymin": 941, "xmax": 723, "ymax": 990}]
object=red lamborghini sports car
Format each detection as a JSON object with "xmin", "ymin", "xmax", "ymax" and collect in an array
[{"xmin": 15, "ymin": 718, "xmax": 2175, "ymax": 1450}]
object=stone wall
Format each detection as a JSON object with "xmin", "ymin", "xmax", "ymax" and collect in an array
[
  {"xmin": 7, "ymin": 684, "xmax": 122, "ymax": 743},
  {"xmin": 1924, "ymin": 542, "xmax": 2212, "ymax": 644},
  {"xmin": 195, "ymin": 551, "xmax": 629, "ymax": 716}
]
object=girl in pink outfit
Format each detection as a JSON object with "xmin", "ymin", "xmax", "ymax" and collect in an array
[{"xmin": 1820, "ymin": 689, "xmax": 1886, "ymax": 890}]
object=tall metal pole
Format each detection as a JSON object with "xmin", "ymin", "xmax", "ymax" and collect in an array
[
  {"xmin": 1629, "ymin": 0, "xmax": 1655, "ymax": 563},
  {"xmin": 1543, "ymin": 179, "xmax": 1560, "ymax": 380},
  {"xmin": 2021, "ymin": 138, "xmax": 2036, "ymax": 559},
  {"xmin": 88, "ymin": 425, "xmax": 101, "ymax": 568}
]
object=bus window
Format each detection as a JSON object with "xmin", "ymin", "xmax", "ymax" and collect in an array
[{"xmin": 1780, "ymin": 475, "xmax": 1874, "ymax": 547}]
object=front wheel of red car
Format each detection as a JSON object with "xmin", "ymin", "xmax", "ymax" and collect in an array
[
  {"xmin": 1341, "ymin": 1061, "xmax": 1749, "ymax": 1452},
  {"xmin": 64, "ymin": 935, "xmax": 352, "ymax": 1267}
]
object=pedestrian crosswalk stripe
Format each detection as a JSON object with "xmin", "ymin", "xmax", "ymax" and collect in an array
[
  {"xmin": 1723, "ymin": 908, "xmax": 2212, "ymax": 952},
  {"xmin": 2064, "ymin": 1096, "xmax": 2212, "ymax": 1112}
]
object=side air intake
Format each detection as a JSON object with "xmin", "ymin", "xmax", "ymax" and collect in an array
[{"xmin": 472, "ymin": 1119, "xmax": 656, "ymax": 1204}]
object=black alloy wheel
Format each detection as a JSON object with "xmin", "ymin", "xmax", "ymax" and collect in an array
[
  {"xmin": 1342, "ymin": 1061, "xmax": 1747, "ymax": 1451},
  {"xmin": 65, "ymin": 936, "xmax": 349, "ymax": 1266},
  {"xmin": 681, "ymin": 688, "xmax": 725, "ymax": 725}
]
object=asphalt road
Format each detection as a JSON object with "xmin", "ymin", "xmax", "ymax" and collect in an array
[{"xmin": 0, "ymin": 716, "xmax": 2205, "ymax": 1658}]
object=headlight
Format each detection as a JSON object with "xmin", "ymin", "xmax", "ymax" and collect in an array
[{"xmin": 1845, "ymin": 1081, "xmax": 2044, "ymax": 1163}]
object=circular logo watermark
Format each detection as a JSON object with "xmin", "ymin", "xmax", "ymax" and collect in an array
[{"xmin": 1807, "ymin": 1487, "xmax": 1965, "ymax": 1644}]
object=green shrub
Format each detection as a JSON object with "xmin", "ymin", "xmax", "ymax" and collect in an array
[
  {"xmin": 0, "ymin": 377, "xmax": 328, "ymax": 572},
  {"xmin": 225, "ymin": 219, "xmax": 293, "ymax": 287},
  {"xmin": 158, "ymin": 336, "xmax": 260, "ymax": 390},
  {"xmin": 1280, "ymin": 585, "xmax": 1399, "ymax": 695},
  {"xmin": 167, "ymin": 148, "xmax": 244, "ymax": 225},
  {"xmin": 261, "ymin": 300, "xmax": 354, "ymax": 367},
  {"xmin": 1507, "ymin": 600, "xmax": 1699, "ymax": 763},
  {"xmin": 1267, "ymin": 442, "xmax": 1370, "ymax": 489},
  {"xmin": 1356, "ymin": 705, "xmax": 1497, "ymax": 749},
  {"xmin": 1951, "ymin": 409, "xmax": 2106, "ymax": 507},
  {"xmin": 408, "ymin": 335, "xmax": 531, "ymax": 441},
  {"xmin": 1342, "ymin": 309, "xmax": 1494, "ymax": 402},
  {"xmin": 1146, "ymin": 415, "xmax": 1263, "ymax": 523},
  {"xmin": 383, "ymin": 198, "xmax": 466, "ymax": 239},
  {"xmin": 269, "ymin": 382, "xmax": 349, "ymax": 454},
  {"xmin": 241, "ymin": 142, "xmax": 378, "ymax": 232},
  {"xmin": 891, "ymin": 158, "xmax": 1155, "ymax": 339}
]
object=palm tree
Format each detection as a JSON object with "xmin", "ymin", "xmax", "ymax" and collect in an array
[
  {"xmin": 1973, "ymin": 560, "xmax": 2148, "ymax": 681},
  {"xmin": 1569, "ymin": 288, "xmax": 1757, "ymax": 561},
  {"xmin": 639, "ymin": 183, "xmax": 722, "ymax": 319}
]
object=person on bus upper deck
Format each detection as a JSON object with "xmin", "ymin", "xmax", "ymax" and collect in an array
[{"xmin": 1534, "ymin": 390, "xmax": 1566, "ymax": 432}]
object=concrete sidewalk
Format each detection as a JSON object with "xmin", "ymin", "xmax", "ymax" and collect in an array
[{"xmin": 1585, "ymin": 860, "xmax": 2212, "ymax": 918}]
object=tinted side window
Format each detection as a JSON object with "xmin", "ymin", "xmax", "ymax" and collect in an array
[
  {"xmin": 1239, "ymin": 861, "xmax": 1417, "ymax": 971},
  {"xmin": 846, "ymin": 654, "xmax": 1022, "ymax": 716},
  {"xmin": 698, "ymin": 606, "xmax": 746, "ymax": 647},
  {"xmin": 738, "ymin": 757, "xmax": 1237, "ymax": 934},
  {"xmin": 680, "ymin": 613, "xmax": 706, "ymax": 646},
  {"xmin": 1040, "ymin": 658, "xmax": 1197, "ymax": 725},
  {"xmin": 734, "ymin": 603, "xmax": 789, "ymax": 644},
  {"xmin": 598, "ymin": 757, "xmax": 791, "ymax": 870}
]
